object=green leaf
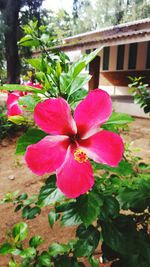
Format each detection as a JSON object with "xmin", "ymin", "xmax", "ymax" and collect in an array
[
  {"xmin": 101, "ymin": 196, "xmax": 120, "ymax": 220},
  {"xmin": 18, "ymin": 35, "xmax": 39, "ymax": 47},
  {"xmin": 76, "ymin": 192, "xmax": 102, "ymax": 227},
  {"xmin": 88, "ymin": 256, "xmax": 99, "ymax": 267},
  {"xmin": 0, "ymin": 84, "xmax": 41, "ymax": 93},
  {"xmin": 38, "ymin": 175, "xmax": 64, "ymax": 207},
  {"xmin": 70, "ymin": 61, "xmax": 86, "ymax": 79},
  {"xmin": 61, "ymin": 205, "xmax": 82, "ymax": 226},
  {"xmin": 70, "ymin": 48, "xmax": 100, "ymax": 79},
  {"xmin": 12, "ymin": 222, "xmax": 28, "ymax": 243},
  {"xmin": 0, "ymin": 190, "xmax": 19, "ymax": 204},
  {"xmin": 19, "ymin": 95, "xmax": 41, "ymax": 112},
  {"xmin": 23, "ymin": 194, "xmax": 37, "ymax": 206},
  {"xmin": 104, "ymin": 112, "xmax": 134, "ymax": 125},
  {"xmin": 118, "ymin": 178, "xmax": 150, "ymax": 212},
  {"xmin": 69, "ymin": 74, "xmax": 91, "ymax": 95},
  {"xmin": 14, "ymin": 204, "xmax": 23, "ymax": 212},
  {"xmin": 54, "ymin": 255, "xmax": 85, "ymax": 267},
  {"xmin": 16, "ymin": 128, "xmax": 47, "ymax": 155},
  {"xmin": 110, "ymin": 160, "xmax": 134, "ymax": 176},
  {"xmin": 83, "ymin": 48, "xmax": 101, "ymax": 65},
  {"xmin": 138, "ymin": 162, "xmax": 150, "ymax": 170},
  {"xmin": 20, "ymin": 247, "xmax": 36, "ymax": 258},
  {"xmin": 0, "ymin": 242, "xmax": 12, "ymax": 255},
  {"xmin": 48, "ymin": 211, "xmax": 60, "ymax": 228},
  {"xmin": 8, "ymin": 259, "xmax": 20, "ymax": 267},
  {"xmin": 8, "ymin": 116, "xmax": 27, "ymax": 125},
  {"xmin": 101, "ymin": 214, "xmax": 150, "ymax": 264},
  {"xmin": 74, "ymin": 225, "xmax": 100, "ymax": 257},
  {"xmin": 22, "ymin": 206, "xmax": 41, "ymax": 219},
  {"xmin": 29, "ymin": 236, "xmax": 44, "ymax": 248},
  {"xmin": 27, "ymin": 58, "xmax": 43, "ymax": 71},
  {"xmin": 101, "ymin": 218, "xmax": 133, "ymax": 256},
  {"xmin": 49, "ymin": 243, "xmax": 70, "ymax": 256},
  {"xmin": 101, "ymin": 242, "xmax": 120, "ymax": 262},
  {"xmin": 10, "ymin": 248, "xmax": 21, "ymax": 256},
  {"xmin": 93, "ymin": 160, "xmax": 134, "ymax": 176},
  {"xmin": 56, "ymin": 61, "xmax": 62, "ymax": 77},
  {"xmin": 16, "ymin": 193, "xmax": 28, "ymax": 201},
  {"xmin": 68, "ymin": 89, "xmax": 88, "ymax": 107},
  {"xmin": 60, "ymin": 73, "xmax": 72, "ymax": 93},
  {"xmin": 38, "ymin": 251, "xmax": 51, "ymax": 266},
  {"xmin": 63, "ymin": 48, "xmax": 100, "ymax": 95}
]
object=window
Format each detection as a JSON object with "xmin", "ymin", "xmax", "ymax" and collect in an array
[
  {"xmin": 103, "ymin": 46, "xmax": 110, "ymax": 70},
  {"xmin": 116, "ymin": 45, "xmax": 125, "ymax": 70},
  {"xmin": 128, "ymin": 43, "xmax": 138, "ymax": 69},
  {"xmin": 146, "ymin": 41, "xmax": 150, "ymax": 69}
]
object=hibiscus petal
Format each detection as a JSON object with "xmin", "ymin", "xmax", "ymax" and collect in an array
[
  {"xmin": 7, "ymin": 92, "xmax": 20, "ymax": 107},
  {"xmin": 56, "ymin": 147, "xmax": 94, "ymax": 198},
  {"xmin": 25, "ymin": 135, "xmax": 69, "ymax": 175},
  {"xmin": 34, "ymin": 98, "xmax": 77, "ymax": 135},
  {"xmin": 7, "ymin": 104, "xmax": 22, "ymax": 117},
  {"xmin": 80, "ymin": 130, "xmax": 124, "ymax": 167},
  {"xmin": 74, "ymin": 89, "xmax": 112, "ymax": 138}
]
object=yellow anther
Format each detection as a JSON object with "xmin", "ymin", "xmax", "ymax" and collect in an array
[{"xmin": 74, "ymin": 148, "xmax": 88, "ymax": 163}]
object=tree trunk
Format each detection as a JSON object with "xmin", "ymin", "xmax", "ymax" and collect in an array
[{"xmin": 3, "ymin": 0, "xmax": 20, "ymax": 83}]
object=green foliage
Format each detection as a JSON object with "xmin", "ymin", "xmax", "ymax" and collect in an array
[
  {"xmin": 1, "ymin": 20, "xmax": 150, "ymax": 267},
  {"xmin": 0, "ymin": 243, "xmax": 12, "ymax": 255},
  {"xmin": 49, "ymin": 243, "xmax": 70, "ymax": 257},
  {"xmin": 16, "ymin": 128, "xmax": 47, "ymax": 155},
  {"xmin": 19, "ymin": 94, "xmax": 41, "ymax": 112},
  {"xmin": 8, "ymin": 259, "xmax": 20, "ymax": 267},
  {"xmin": 102, "ymin": 112, "xmax": 134, "ymax": 132},
  {"xmin": 48, "ymin": 211, "xmax": 60, "ymax": 228},
  {"xmin": 38, "ymin": 175, "xmax": 65, "ymax": 207},
  {"xmin": 29, "ymin": 236, "xmax": 44, "ymax": 248},
  {"xmin": 93, "ymin": 159, "xmax": 134, "ymax": 177},
  {"xmin": 128, "ymin": 76, "xmax": 150, "ymax": 114},
  {"xmin": 22, "ymin": 205, "xmax": 41, "ymax": 219},
  {"xmin": 76, "ymin": 192, "xmax": 102, "ymax": 227},
  {"xmin": 0, "ymin": 106, "xmax": 27, "ymax": 141},
  {"xmin": 89, "ymin": 256, "xmax": 99, "ymax": 267},
  {"xmin": 38, "ymin": 251, "xmax": 52, "ymax": 266},
  {"xmin": 72, "ymin": 0, "xmax": 150, "ymax": 34},
  {"xmin": 8, "ymin": 116, "xmax": 28, "ymax": 125},
  {"xmin": 118, "ymin": 174, "xmax": 150, "ymax": 212},
  {"xmin": 74, "ymin": 224, "xmax": 100, "ymax": 257},
  {"xmin": 0, "ymin": 167, "xmax": 150, "ymax": 266},
  {"xmin": 104, "ymin": 112, "xmax": 134, "ymax": 125},
  {"xmin": 12, "ymin": 222, "xmax": 28, "ymax": 243}
]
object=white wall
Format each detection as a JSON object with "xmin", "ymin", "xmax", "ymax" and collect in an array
[{"xmin": 113, "ymin": 100, "xmax": 149, "ymax": 118}]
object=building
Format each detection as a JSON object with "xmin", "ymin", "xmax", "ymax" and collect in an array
[{"xmin": 60, "ymin": 18, "xmax": 150, "ymax": 118}]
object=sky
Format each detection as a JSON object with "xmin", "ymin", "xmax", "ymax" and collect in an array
[{"xmin": 42, "ymin": 0, "xmax": 73, "ymax": 14}]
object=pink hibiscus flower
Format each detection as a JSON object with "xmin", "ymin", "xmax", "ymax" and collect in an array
[
  {"xmin": 25, "ymin": 89, "xmax": 124, "ymax": 198},
  {"xmin": 6, "ymin": 82, "xmax": 42, "ymax": 117},
  {"xmin": 7, "ymin": 91, "xmax": 23, "ymax": 117},
  {"xmin": 26, "ymin": 81, "xmax": 42, "ymax": 89}
]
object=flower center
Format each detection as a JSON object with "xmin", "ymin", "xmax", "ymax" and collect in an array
[
  {"xmin": 69, "ymin": 134, "xmax": 80, "ymax": 144},
  {"xmin": 74, "ymin": 148, "xmax": 88, "ymax": 163}
]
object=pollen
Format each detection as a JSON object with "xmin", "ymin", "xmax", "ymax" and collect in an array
[{"xmin": 74, "ymin": 148, "xmax": 88, "ymax": 163}]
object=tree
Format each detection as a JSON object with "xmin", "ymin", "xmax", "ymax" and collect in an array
[
  {"xmin": 71, "ymin": 0, "xmax": 150, "ymax": 34},
  {"xmin": 72, "ymin": 0, "xmax": 95, "ymax": 34},
  {"xmin": 0, "ymin": 13, "xmax": 6, "ymax": 82},
  {"xmin": 0, "ymin": 0, "xmax": 44, "ymax": 84},
  {"xmin": 40, "ymin": 8, "xmax": 72, "ymax": 42}
]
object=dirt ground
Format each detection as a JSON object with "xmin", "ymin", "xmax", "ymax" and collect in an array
[{"xmin": 0, "ymin": 118, "xmax": 150, "ymax": 267}]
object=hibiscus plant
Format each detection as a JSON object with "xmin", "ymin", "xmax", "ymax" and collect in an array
[{"xmin": 0, "ymin": 21, "xmax": 150, "ymax": 267}]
